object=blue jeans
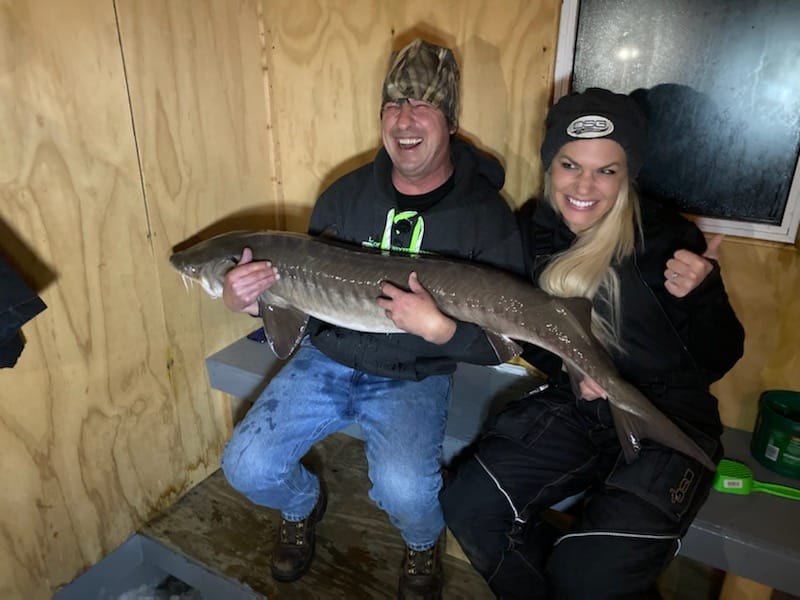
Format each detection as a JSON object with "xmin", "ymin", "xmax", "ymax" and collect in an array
[{"xmin": 221, "ymin": 339, "xmax": 452, "ymax": 550}]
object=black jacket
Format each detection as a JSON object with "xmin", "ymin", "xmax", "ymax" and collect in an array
[
  {"xmin": 306, "ymin": 137, "xmax": 524, "ymax": 381},
  {"xmin": 1, "ymin": 256, "xmax": 47, "ymax": 368},
  {"xmin": 518, "ymin": 197, "xmax": 744, "ymax": 436}
]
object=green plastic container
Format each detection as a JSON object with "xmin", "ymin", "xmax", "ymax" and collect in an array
[{"xmin": 750, "ymin": 390, "xmax": 800, "ymax": 480}]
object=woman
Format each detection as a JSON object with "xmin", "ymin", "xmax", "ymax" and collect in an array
[{"xmin": 440, "ymin": 88, "xmax": 744, "ymax": 599}]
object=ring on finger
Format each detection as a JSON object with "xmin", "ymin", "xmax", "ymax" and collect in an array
[{"xmin": 670, "ymin": 271, "xmax": 680, "ymax": 280}]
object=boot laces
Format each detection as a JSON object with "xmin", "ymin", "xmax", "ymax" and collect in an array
[
  {"xmin": 279, "ymin": 518, "xmax": 306, "ymax": 545},
  {"xmin": 405, "ymin": 546, "xmax": 435, "ymax": 575}
]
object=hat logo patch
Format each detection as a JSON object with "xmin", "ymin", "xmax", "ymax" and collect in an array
[{"xmin": 567, "ymin": 115, "xmax": 614, "ymax": 139}]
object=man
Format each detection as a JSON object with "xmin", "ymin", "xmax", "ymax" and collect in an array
[{"xmin": 220, "ymin": 38, "xmax": 521, "ymax": 598}]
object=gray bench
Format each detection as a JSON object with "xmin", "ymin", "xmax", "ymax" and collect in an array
[{"xmin": 206, "ymin": 334, "xmax": 800, "ymax": 596}]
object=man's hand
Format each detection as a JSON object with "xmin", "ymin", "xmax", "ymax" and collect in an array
[
  {"xmin": 664, "ymin": 234, "xmax": 722, "ymax": 298},
  {"xmin": 578, "ymin": 376, "xmax": 607, "ymax": 401},
  {"xmin": 222, "ymin": 247, "xmax": 279, "ymax": 315},
  {"xmin": 378, "ymin": 272, "xmax": 456, "ymax": 344}
]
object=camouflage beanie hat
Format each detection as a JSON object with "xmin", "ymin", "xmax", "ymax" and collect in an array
[{"xmin": 381, "ymin": 39, "xmax": 460, "ymax": 129}]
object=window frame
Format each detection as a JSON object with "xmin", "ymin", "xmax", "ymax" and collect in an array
[{"xmin": 553, "ymin": 0, "xmax": 800, "ymax": 244}]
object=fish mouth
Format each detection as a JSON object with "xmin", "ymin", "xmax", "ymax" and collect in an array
[
  {"xmin": 198, "ymin": 268, "xmax": 224, "ymax": 298},
  {"xmin": 177, "ymin": 268, "xmax": 223, "ymax": 298}
]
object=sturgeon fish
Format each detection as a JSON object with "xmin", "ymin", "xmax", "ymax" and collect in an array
[{"xmin": 169, "ymin": 230, "xmax": 714, "ymax": 470}]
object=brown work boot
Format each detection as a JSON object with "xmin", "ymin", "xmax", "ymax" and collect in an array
[
  {"xmin": 398, "ymin": 534, "xmax": 443, "ymax": 599},
  {"xmin": 270, "ymin": 486, "xmax": 327, "ymax": 582}
]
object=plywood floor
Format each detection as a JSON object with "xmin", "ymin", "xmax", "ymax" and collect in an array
[
  {"xmin": 141, "ymin": 433, "xmax": 494, "ymax": 599},
  {"xmin": 141, "ymin": 432, "xmax": 730, "ymax": 599}
]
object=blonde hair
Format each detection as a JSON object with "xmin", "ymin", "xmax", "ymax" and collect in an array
[{"xmin": 538, "ymin": 172, "xmax": 642, "ymax": 352}]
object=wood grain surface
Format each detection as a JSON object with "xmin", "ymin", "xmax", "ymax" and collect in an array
[
  {"xmin": 0, "ymin": 1, "xmax": 796, "ymax": 598},
  {"xmin": 142, "ymin": 432, "xmax": 495, "ymax": 599}
]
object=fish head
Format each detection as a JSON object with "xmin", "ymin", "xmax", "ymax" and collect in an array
[{"xmin": 169, "ymin": 232, "xmax": 254, "ymax": 299}]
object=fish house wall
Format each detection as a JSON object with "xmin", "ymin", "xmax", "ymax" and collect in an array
[{"xmin": 0, "ymin": 1, "xmax": 797, "ymax": 598}]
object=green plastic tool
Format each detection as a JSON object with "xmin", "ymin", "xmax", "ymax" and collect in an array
[{"xmin": 713, "ymin": 458, "xmax": 800, "ymax": 500}]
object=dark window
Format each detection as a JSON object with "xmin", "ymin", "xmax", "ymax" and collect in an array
[{"xmin": 559, "ymin": 0, "xmax": 800, "ymax": 242}]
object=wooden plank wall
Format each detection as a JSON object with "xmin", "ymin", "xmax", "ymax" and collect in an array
[{"xmin": 0, "ymin": 1, "xmax": 796, "ymax": 599}]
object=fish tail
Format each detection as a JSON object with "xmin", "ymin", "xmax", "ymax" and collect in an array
[{"xmin": 607, "ymin": 386, "xmax": 716, "ymax": 471}]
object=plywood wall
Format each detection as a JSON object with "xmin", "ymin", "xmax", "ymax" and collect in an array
[
  {"xmin": 0, "ymin": 1, "xmax": 270, "ymax": 597},
  {"xmin": 1, "ymin": 1, "xmax": 165, "ymax": 594},
  {"xmin": 0, "ymin": 1, "xmax": 797, "ymax": 598},
  {"xmin": 255, "ymin": 0, "xmax": 561, "ymax": 230},
  {"xmin": 0, "ymin": 1, "xmax": 561, "ymax": 597},
  {"xmin": 712, "ymin": 237, "xmax": 800, "ymax": 430}
]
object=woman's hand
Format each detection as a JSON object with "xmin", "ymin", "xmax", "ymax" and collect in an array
[
  {"xmin": 378, "ymin": 272, "xmax": 456, "ymax": 344},
  {"xmin": 664, "ymin": 234, "xmax": 722, "ymax": 298},
  {"xmin": 222, "ymin": 247, "xmax": 280, "ymax": 315}
]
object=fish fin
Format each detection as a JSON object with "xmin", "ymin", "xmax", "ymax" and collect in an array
[
  {"xmin": 486, "ymin": 332, "xmax": 523, "ymax": 363},
  {"xmin": 606, "ymin": 386, "xmax": 716, "ymax": 471},
  {"xmin": 258, "ymin": 299, "xmax": 309, "ymax": 359}
]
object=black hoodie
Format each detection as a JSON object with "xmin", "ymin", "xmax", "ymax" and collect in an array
[
  {"xmin": 517, "ymin": 197, "xmax": 744, "ymax": 435},
  {"xmin": 305, "ymin": 137, "xmax": 524, "ymax": 381}
]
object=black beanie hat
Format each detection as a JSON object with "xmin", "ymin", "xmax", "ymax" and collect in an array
[{"xmin": 540, "ymin": 88, "xmax": 648, "ymax": 178}]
